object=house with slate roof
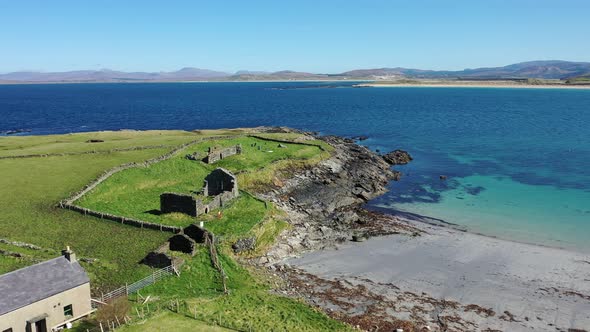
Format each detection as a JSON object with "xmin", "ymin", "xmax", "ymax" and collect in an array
[{"xmin": 0, "ymin": 247, "xmax": 92, "ymax": 332}]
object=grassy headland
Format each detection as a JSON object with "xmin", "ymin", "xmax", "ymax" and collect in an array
[{"xmin": 0, "ymin": 128, "xmax": 350, "ymax": 331}]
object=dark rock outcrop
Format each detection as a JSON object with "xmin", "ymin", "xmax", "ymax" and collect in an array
[
  {"xmin": 382, "ymin": 149, "xmax": 413, "ymax": 165},
  {"xmin": 232, "ymin": 237, "xmax": 256, "ymax": 253},
  {"xmin": 257, "ymin": 133, "xmax": 420, "ymax": 263}
]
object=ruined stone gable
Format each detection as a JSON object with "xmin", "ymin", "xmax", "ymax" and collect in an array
[{"xmin": 203, "ymin": 168, "xmax": 238, "ymax": 197}]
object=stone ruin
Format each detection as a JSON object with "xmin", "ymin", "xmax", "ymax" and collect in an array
[
  {"xmin": 202, "ymin": 168, "xmax": 239, "ymax": 197},
  {"xmin": 142, "ymin": 224, "xmax": 211, "ymax": 265},
  {"xmin": 141, "ymin": 243, "xmax": 173, "ymax": 268},
  {"xmin": 166, "ymin": 224, "xmax": 211, "ymax": 256},
  {"xmin": 169, "ymin": 234, "xmax": 196, "ymax": 255},
  {"xmin": 160, "ymin": 168, "xmax": 239, "ymax": 217},
  {"xmin": 185, "ymin": 151, "xmax": 199, "ymax": 161},
  {"xmin": 203, "ymin": 144, "xmax": 242, "ymax": 164},
  {"xmin": 160, "ymin": 192, "xmax": 199, "ymax": 216},
  {"xmin": 184, "ymin": 223, "xmax": 209, "ymax": 243}
]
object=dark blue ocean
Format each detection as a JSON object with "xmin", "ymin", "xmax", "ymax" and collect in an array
[{"xmin": 1, "ymin": 82, "xmax": 589, "ymax": 251}]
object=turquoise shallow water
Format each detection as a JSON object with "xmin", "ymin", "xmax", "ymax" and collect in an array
[
  {"xmin": 1, "ymin": 83, "xmax": 589, "ymax": 251},
  {"xmin": 375, "ymin": 174, "xmax": 590, "ymax": 251}
]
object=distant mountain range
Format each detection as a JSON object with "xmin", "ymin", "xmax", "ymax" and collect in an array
[{"xmin": 1, "ymin": 60, "xmax": 589, "ymax": 83}]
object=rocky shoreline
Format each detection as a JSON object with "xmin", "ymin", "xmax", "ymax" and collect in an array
[
  {"xmin": 251, "ymin": 129, "xmax": 590, "ymax": 332},
  {"xmin": 255, "ymin": 133, "xmax": 420, "ymax": 265},
  {"xmin": 250, "ymin": 130, "xmax": 425, "ymax": 330}
]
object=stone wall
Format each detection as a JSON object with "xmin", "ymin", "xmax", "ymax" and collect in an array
[
  {"xmin": 0, "ymin": 144, "xmax": 177, "ymax": 160},
  {"xmin": 160, "ymin": 192, "xmax": 201, "ymax": 216},
  {"xmin": 203, "ymin": 144, "xmax": 242, "ymax": 164},
  {"xmin": 59, "ymin": 203, "xmax": 182, "ymax": 233},
  {"xmin": 57, "ymin": 135, "xmax": 244, "ymax": 234},
  {"xmin": 247, "ymin": 134, "xmax": 326, "ymax": 151}
]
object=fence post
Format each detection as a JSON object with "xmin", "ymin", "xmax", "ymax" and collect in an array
[{"xmin": 125, "ymin": 283, "xmax": 128, "ymax": 296}]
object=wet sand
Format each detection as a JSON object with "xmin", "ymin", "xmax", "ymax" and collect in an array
[{"xmin": 287, "ymin": 219, "xmax": 590, "ymax": 331}]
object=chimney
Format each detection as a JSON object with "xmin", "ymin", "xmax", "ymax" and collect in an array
[{"xmin": 62, "ymin": 246, "xmax": 77, "ymax": 263}]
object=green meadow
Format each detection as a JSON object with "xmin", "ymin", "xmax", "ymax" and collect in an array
[
  {"xmin": 76, "ymin": 136, "xmax": 327, "ymax": 228},
  {"xmin": 1, "ymin": 129, "xmax": 349, "ymax": 331}
]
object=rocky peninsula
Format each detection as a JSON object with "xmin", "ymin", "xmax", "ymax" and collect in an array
[{"xmin": 252, "ymin": 128, "xmax": 590, "ymax": 332}]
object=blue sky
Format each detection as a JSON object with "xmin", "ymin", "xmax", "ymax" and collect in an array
[{"xmin": 1, "ymin": 0, "xmax": 589, "ymax": 73}]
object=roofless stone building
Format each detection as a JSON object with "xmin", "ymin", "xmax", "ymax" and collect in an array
[
  {"xmin": 160, "ymin": 168, "xmax": 239, "ymax": 217},
  {"xmin": 202, "ymin": 145, "xmax": 242, "ymax": 164}
]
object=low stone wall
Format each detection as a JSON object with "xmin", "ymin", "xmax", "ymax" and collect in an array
[
  {"xmin": 247, "ymin": 135, "xmax": 326, "ymax": 151},
  {"xmin": 59, "ymin": 202, "xmax": 182, "ymax": 233},
  {"xmin": 0, "ymin": 144, "xmax": 177, "ymax": 160}
]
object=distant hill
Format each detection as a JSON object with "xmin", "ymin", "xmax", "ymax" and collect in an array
[
  {"xmin": 1, "ymin": 61, "xmax": 589, "ymax": 83},
  {"xmin": 341, "ymin": 61, "xmax": 590, "ymax": 80},
  {"xmin": 0, "ymin": 68, "xmax": 231, "ymax": 83}
]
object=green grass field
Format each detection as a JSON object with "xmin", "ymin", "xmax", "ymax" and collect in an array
[
  {"xmin": 2, "ymin": 129, "xmax": 348, "ymax": 331},
  {"xmin": 0, "ymin": 130, "xmax": 239, "ymax": 288},
  {"xmin": 77, "ymin": 136, "xmax": 325, "ymax": 228},
  {"xmin": 122, "ymin": 247, "xmax": 352, "ymax": 331},
  {"xmin": 118, "ymin": 311, "xmax": 232, "ymax": 332}
]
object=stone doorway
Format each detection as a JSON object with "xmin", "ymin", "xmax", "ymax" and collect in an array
[
  {"xmin": 34, "ymin": 319, "xmax": 47, "ymax": 332},
  {"xmin": 26, "ymin": 315, "xmax": 48, "ymax": 332}
]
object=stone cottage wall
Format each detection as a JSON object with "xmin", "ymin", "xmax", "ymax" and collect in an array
[{"xmin": 160, "ymin": 192, "xmax": 202, "ymax": 216}]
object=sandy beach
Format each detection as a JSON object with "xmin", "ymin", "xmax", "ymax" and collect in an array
[
  {"xmin": 286, "ymin": 219, "xmax": 590, "ymax": 331},
  {"xmin": 357, "ymin": 82, "xmax": 590, "ymax": 89}
]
